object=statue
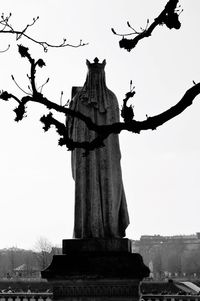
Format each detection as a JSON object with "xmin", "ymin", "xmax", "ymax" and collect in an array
[{"xmin": 67, "ymin": 58, "xmax": 129, "ymax": 239}]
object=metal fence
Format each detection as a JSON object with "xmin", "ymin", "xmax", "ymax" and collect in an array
[
  {"xmin": 0, "ymin": 293, "xmax": 53, "ymax": 301},
  {"xmin": 1, "ymin": 292, "xmax": 200, "ymax": 301}
]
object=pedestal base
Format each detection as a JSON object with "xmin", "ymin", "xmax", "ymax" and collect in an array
[{"xmin": 42, "ymin": 239, "xmax": 149, "ymax": 301}]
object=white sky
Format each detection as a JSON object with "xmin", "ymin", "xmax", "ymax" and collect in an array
[{"xmin": 0, "ymin": 0, "xmax": 199, "ymax": 249}]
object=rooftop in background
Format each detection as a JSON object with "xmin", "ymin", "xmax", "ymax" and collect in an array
[{"xmin": 138, "ymin": 232, "xmax": 200, "ymax": 243}]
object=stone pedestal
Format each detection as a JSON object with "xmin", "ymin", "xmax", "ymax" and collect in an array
[{"xmin": 42, "ymin": 238, "xmax": 149, "ymax": 301}]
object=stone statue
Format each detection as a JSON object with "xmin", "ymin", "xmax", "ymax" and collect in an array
[{"xmin": 67, "ymin": 58, "xmax": 129, "ymax": 238}]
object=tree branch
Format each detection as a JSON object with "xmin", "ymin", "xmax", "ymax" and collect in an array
[
  {"xmin": 40, "ymin": 113, "xmax": 107, "ymax": 155},
  {"xmin": 0, "ymin": 13, "xmax": 88, "ymax": 52},
  {"xmin": 1, "ymin": 45, "xmax": 200, "ymax": 153},
  {"xmin": 39, "ymin": 81, "xmax": 200, "ymax": 153},
  {"xmin": 112, "ymin": 0, "xmax": 182, "ymax": 52}
]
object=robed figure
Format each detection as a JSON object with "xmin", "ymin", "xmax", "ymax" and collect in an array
[{"xmin": 67, "ymin": 58, "xmax": 129, "ymax": 238}]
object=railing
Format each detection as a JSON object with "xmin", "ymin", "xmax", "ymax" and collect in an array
[
  {"xmin": 142, "ymin": 295, "xmax": 200, "ymax": 301},
  {"xmin": 1, "ymin": 293, "xmax": 200, "ymax": 301},
  {"xmin": 0, "ymin": 293, "xmax": 53, "ymax": 301}
]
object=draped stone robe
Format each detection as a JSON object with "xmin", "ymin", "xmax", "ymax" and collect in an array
[{"xmin": 67, "ymin": 59, "xmax": 129, "ymax": 238}]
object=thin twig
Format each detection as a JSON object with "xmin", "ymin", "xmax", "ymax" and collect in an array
[
  {"xmin": 0, "ymin": 44, "xmax": 10, "ymax": 53},
  {"xmin": 11, "ymin": 75, "xmax": 32, "ymax": 95},
  {"xmin": 38, "ymin": 78, "xmax": 49, "ymax": 93}
]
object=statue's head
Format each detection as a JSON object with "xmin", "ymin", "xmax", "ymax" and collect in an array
[
  {"xmin": 82, "ymin": 58, "xmax": 111, "ymax": 112},
  {"xmin": 86, "ymin": 58, "xmax": 106, "ymax": 73}
]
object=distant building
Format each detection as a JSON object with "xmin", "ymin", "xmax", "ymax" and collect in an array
[
  {"xmin": 133, "ymin": 233, "xmax": 200, "ymax": 250},
  {"xmin": 132, "ymin": 233, "xmax": 200, "ymax": 279}
]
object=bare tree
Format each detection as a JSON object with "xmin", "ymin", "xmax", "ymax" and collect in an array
[
  {"xmin": 8, "ymin": 247, "xmax": 18, "ymax": 275},
  {"xmin": 34, "ymin": 237, "xmax": 52, "ymax": 270}
]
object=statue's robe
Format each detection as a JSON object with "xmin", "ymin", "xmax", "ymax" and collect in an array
[{"xmin": 67, "ymin": 59, "xmax": 129, "ymax": 238}]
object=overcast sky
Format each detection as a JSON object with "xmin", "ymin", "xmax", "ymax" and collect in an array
[{"xmin": 0, "ymin": 0, "xmax": 199, "ymax": 250}]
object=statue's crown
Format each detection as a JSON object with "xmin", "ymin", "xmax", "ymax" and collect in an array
[{"xmin": 86, "ymin": 57, "xmax": 106, "ymax": 70}]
